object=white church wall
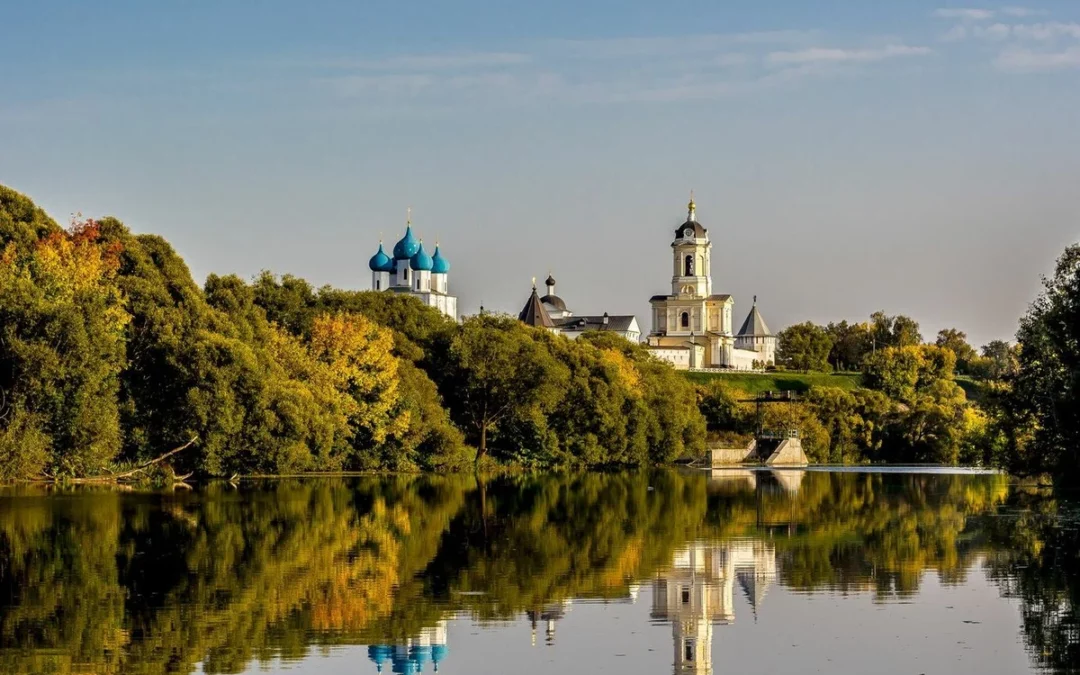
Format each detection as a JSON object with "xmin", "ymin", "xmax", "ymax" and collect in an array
[{"xmin": 649, "ymin": 348, "xmax": 691, "ymax": 370}]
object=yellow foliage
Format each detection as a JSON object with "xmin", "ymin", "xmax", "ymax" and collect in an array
[
  {"xmin": 598, "ymin": 348, "xmax": 641, "ymax": 391},
  {"xmin": 309, "ymin": 313, "xmax": 410, "ymax": 443}
]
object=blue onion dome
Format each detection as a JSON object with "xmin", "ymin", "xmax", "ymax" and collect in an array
[
  {"xmin": 393, "ymin": 225, "xmax": 420, "ymax": 260},
  {"xmin": 431, "ymin": 244, "xmax": 450, "ymax": 273},
  {"xmin": 432, "ymin": 645, "xmax": 448, "ymax": 664},
  {"xmin": 409, "ymin": 241, "xmax": 434, "ymax": 271},
  {"xmin": 368, "ymin": 243, "xmax": 393, "ymax": 272},
  {"xmin": 368, "ymin": 645, "xmax": 392, "ymax": 666}
]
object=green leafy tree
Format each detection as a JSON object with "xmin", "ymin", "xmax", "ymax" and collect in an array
[
  {"xmin": 777, "ymin": 322, "xmax": 833, "ymax": 372},
  {"xmin": 825, "ymin": 320, "xmax": 872, "ymax": 372},
  {"xmin": 444, "ymin": 315, "xmax": 569, "ymax": 461},
  {"xmin": 870, "ymin": 311, "xmax": 922, "ymax": 349},
  {"xmin": 862, "ymin": 344, "xmax": 957, "ymax": 404},
  {"xmin": 805, "ymin": 386, "xmax": 891, "ymax": 463},
  {"xmin": 1009, "ymin": 244, "xmax": 1080, "ymax": 482},
  {"xmin": 935, "ymin": 328, "xmax": 977, "ymax": 374}
]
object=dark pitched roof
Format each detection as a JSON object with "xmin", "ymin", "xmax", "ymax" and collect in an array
[
  {"xmin": 554, "ymin": 314, "xmax": 637, "ymax": 333},
  {"xmin": 518, "ymin": 288, "xmax": 554, "ymax": 328},
  {"xmin": 737, "ymin": 302, "xmax": 772, "ymax": 336}
]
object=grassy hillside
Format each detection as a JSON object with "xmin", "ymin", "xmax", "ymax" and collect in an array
[{"xmin": 682, "ymin": 371, "xmax": 863, "ymax": 395}]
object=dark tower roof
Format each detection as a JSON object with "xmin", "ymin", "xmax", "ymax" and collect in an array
[
  {"xmin": 518, "ymin": 286, "xmax": 554, "ymax": 328},
  {"xmin": 737, "ymin": 297, "xmax": 773, "ymax": 337}
]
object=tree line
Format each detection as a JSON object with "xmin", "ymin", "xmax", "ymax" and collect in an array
[
  {"xmin": 751, "ymin": 247, "xmax": 1079, "ymax": 480},
  {"xmin": 1, "ymin": 183, "xmax": 1076, "ymax": 480},
  {"xmin": 0, "ymin": 185, "xmax": 704, "ymax": 479}
]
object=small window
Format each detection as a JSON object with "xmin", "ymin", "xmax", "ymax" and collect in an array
[
  {"xmin": 684, "ymin": 255, "xmax": 694, "ymax": 276},
  {"xmin": 681, "ymin": 312, "xmax": 689, "ymax": 328},
  {"xmin": 375, "ymin": 279, "xmax": 381, "ymax": 290},
  {"xmin": 684, "ymin": 639, "xmax": 694, "ymax": 662},
  {"xmin": 681, "ymin": 587, "xmax": 690, "ymax": 604},
  {"xmin": 404, "ymin": 269, "xmax": 409, "ymax": 282},
  {"xmin": 416, "ymin": 279, "xmax": 421, "ymax": 290}
]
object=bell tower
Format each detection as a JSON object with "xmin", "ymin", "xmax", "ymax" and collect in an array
[{"xmin": 671, "ymin": 192, "xmax": 712, "ymax": 298}]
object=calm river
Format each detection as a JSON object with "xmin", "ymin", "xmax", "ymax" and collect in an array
[{"xmin": 1, "ymin": 470, "xmax": 1077, "ymax": 674}]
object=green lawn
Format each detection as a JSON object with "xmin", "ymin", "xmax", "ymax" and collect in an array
[{"xmin": 682, "ymin": 370, "xmax": 863, "ymax": 394}]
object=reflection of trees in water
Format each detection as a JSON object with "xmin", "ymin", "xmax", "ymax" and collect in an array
[
  {"xmin": 982, "ymin": 491, "xmax": 1080, "ymax": 674},
  {"xmin": 0, "ymin": 472, "xmax": 1075, "ymax": 674}
]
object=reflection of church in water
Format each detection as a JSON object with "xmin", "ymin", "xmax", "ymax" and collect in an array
[
  {"xmin": 652, "ymin": 540, "xmax": 777, "ymax": 674},
  {"xmin": 366, "ymin": 621, "xmax": 448, "ymax": 674}
]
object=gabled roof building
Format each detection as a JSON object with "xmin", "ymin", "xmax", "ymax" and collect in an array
[{"xmin": 517, "ymin": 276, "xmax": 641, "ymax": 342}]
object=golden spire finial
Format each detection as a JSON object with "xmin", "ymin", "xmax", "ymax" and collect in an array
[
  {"xmin": 406, "ymin": 206, "xmax": 412, "ymax": 225},
  {"xmin": 532, "ymin": 276, "xmax": 537, "ymax": 289},
  {"xmin": 688, "ymin": 189, "xmax": 697, "ymax": 221}
]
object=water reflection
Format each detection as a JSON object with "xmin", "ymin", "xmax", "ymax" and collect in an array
[
  {"xmin": 367, "ymin": 621, "xmax": 449, "ymax": 674},
  {"xmin": 652, "ymin": 540, "xmax": 776, "ymax": 674},
  {"xmin": 0, "ymin": 471, "xmax": 1076, "ymax": 674}
]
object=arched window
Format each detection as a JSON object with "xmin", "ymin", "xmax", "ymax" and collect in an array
[
  {"xmin": 403, "ymin": 268, "xmax": 409, "ymax": 282},
  {"xmin": 684, "ymin": 255, "xmax": 694, "ymax": 276},
  {"xmin": 680, "ymin": 312, "xmax": 689, "ymax": 328},
  {"xmin": 416, "ymin": 279, "xmax": 421, "ymax": 290},
  {"xmin": 375, "ymin": 279, "xmax": 381, "ymax": 290}
]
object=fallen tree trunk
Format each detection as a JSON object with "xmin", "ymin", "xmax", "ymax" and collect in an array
[{"xmin": 51, "ymin": 436, "xmax": 199, "ymax": 484}]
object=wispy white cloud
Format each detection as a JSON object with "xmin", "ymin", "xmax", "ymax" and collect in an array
[
  {"xmin": 767, "ymin": 44, "xmax": 932, "ymax": 65},
  {"xmin": 542, "ymin": 31, "xmax": 815, "ymax": 59},
  {"xmin": 996, "ymin": 45, "xmax": 1080, "ymax": 70},
  {"xmin": 933, "ymin": 8, "xmax": 996, "ymax": 21},
  {"xmin": 932, "ymin": 7, "xmax": 1045, "ymax": 21},
  {"xmin": 298, "ymin": 52, "xmax": 531, "ymax": 71},
  {"xmin": 1011, "ymin": 21, "xmax": 1080, "ymax": 41},
  {"xmin": 975, "ymin": 23, "xmax": 1014, "ymax": 39},
  {"xmin": 1000, "ymin": 6, "xmax": 1046, "ymax": 17}
]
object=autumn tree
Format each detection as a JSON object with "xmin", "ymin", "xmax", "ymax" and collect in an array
[{"xmin": 0, "ymin": 216, "xmax": 129, "ymax": 478}]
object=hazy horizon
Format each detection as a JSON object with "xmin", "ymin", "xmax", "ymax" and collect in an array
[{"xmin": 3, "ymin": 0, "xmax": 1078, "ymax": 347}]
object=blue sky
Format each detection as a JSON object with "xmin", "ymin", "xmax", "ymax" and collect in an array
[{"xmin": 2, "ymin": 0, "xmax": 1078, "ymax": 346}]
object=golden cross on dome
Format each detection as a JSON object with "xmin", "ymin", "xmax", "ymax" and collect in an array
[{"xmin": 406, "ymin": 206, "xmax": 412, "ymax": 225}]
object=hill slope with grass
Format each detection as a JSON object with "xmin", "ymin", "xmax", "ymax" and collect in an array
[{"xmin": 682, "ymin": 371, "xmax": 862, "ymax": 395}]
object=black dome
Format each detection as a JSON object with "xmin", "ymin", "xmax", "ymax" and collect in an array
[
  {"xmin": 675, "ymin": 220, "xmax": 708, "ymax": 238},
  {"xmin": 540, "ymin": 294, "xmax": 567, "ymax": 311}
]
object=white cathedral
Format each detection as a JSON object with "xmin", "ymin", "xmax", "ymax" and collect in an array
[
  {"xmin": 646, "ymin": 196, "xmax": 777, "ymax": 370},
  {"xmin": 368, "ymin": 212, "xmax": 458, "ymax": 320}
]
